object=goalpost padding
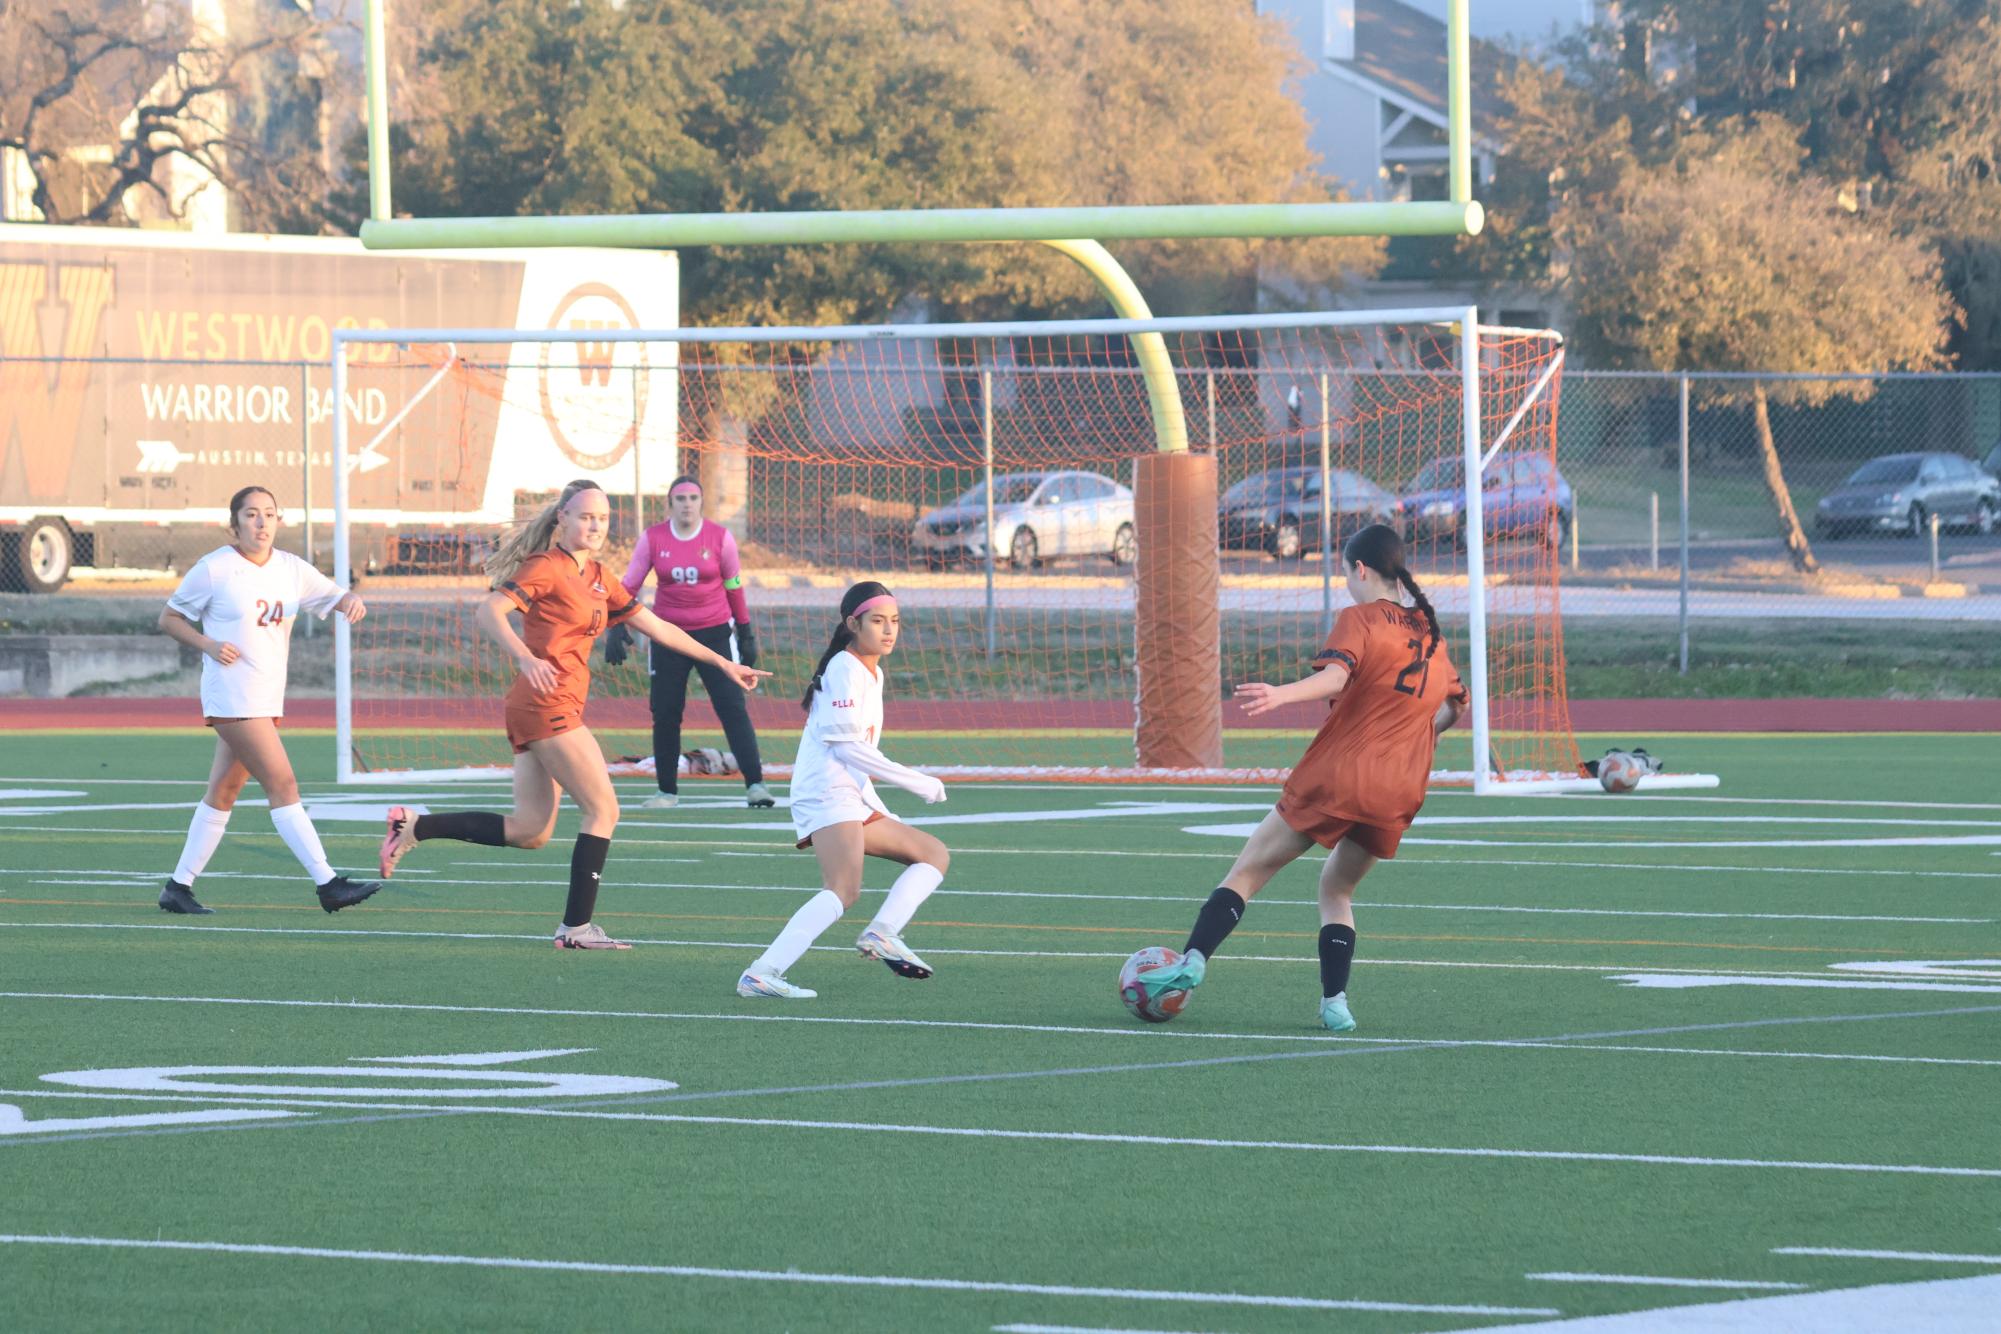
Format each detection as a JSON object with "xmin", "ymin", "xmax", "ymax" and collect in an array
[
  {"xmin": 328, "ymin": 310, "xmax": 1711, "ymax": 792},
  {"xmin": 1134, "ymin": 450, "xmax": 1221, "ymax": 769}
]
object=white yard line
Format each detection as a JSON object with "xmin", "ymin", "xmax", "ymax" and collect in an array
[
  {"xmin": 1524, "ymin": 1273, "xmax": 1805, "ymax": 1291},
  {"xmin": 1772, "ymin": 1247, "xmax": 2001, "ymax": 1264},
  {"xmin": 6, "ymin": 993, "xmax": 1999, "ymax": 1074},
  {"xmin": 0, "ymin": 1234, "xmax": 1553, "ymax": 1316},
  {"xmin": 0, "ymin": 922, "xmax": 1912, "ymax": 980},
  {"xmin": 18, "ymin": 864, "xmax": 1984, "ymax": 927}
]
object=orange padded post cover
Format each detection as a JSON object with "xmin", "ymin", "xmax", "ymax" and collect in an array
[{"xmin": 1133, "ymin": 450, "xmax": 1221, "ymax": 769}]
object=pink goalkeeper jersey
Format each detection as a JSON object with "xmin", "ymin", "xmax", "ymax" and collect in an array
[{"xmin": 622, "ymin": 518, "xmax": 750, "ymax": 630}]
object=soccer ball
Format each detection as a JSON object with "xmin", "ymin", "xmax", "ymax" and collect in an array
[
  {"xmin": 1120, "ymin": 946, "xmax": 1192, "ymax": 1024},
  {"xmin": 1598, "ymin": 749, "xmax": 1646, "ymax": 793}
]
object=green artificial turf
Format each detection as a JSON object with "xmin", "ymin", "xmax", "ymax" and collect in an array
[{"xmin": 1, "ymin": 731, "xmax": 1997, "ymax": 1330}]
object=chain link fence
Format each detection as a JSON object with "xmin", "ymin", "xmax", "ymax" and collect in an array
[
  {"xmin": 1557, "ymin": 371, "xmax": 2001, "ymax": 680},
  {"xmin": 6, "ymin": 354, "xmax": 1999, "ymax": 701}
]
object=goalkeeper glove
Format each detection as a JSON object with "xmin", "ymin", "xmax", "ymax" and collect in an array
[
  {"xmin": 603, "ymin": 621, "xmax": 632, "ymax": 667},
  {"xmin": 733, "ymin": 622, "xmax": 760, "ymax": 669}
]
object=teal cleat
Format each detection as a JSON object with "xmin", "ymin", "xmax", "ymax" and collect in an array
[
  {"xmin": 1319, "ymin": 991, "xmax": 1357, "ymax": 1033},
  {"xmin": 1148, "ymin": 947, "xmax": 1207, "ymax": 992}
]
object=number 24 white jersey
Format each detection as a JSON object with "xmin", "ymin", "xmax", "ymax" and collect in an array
[{"xmin": 167, "ymin": 546, "xmax": 347, "ymax": 719}]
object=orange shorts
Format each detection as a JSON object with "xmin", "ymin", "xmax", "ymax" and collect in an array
[
  {"xmin": 505, "ymin": 702, "xmax": 583, "ymax": 754},
  {"xmin": 1274, "ymin": 796, "xmax": 1405, "ymax": 859},
  {"xmin": 795, "ymin": 810, "xmax": 886, "ymax": 850}
]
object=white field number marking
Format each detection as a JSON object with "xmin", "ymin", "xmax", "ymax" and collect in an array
[{"xmin": 39, "ymin": 1050, "xmax": 676, "ymax": 1100}]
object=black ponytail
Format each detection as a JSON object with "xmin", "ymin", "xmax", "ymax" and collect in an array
[
  {"xmin": 801, "ymin": 580, "xmax": 894, "ymax": 711},
  {"xmin": 1342, "ymin": 522, "xmax": 1439, "ymax": 659}
]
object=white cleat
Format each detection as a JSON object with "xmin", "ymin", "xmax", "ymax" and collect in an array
[
  {"xmin": 856, "ymin": 927, "xmax": 933, "ymax": 980},
  {"xmin": 637, "ymin": 792, "xmax": 679, "ymax": 810},
  {"xmin": 737, "ymin": 969, "xmax": 816, "ymax": 999}
]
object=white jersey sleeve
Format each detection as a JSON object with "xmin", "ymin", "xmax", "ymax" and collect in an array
[
  {"xmin": 286, "ymin": 553, "xmax": 347, "ymax": 619},
  {"xmin": 813, "ymin": 653, "xmax": 874, "ymax": 745},
  {"xmin": 166, "ymin": 560, "xmax": 214, "ymax": 622}
]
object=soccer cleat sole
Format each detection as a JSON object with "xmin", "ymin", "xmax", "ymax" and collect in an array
[
  {"xmin": 856, "ymin": 933, "xmax": 933, "ymax": 980},
  {"xmin": 378, "ymin": 807, "xmax": 417, "ymax": 878}
]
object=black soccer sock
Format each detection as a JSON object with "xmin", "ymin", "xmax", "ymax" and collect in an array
[
  {"xmin": 412, "ymin": 811, "xmax": 507, "ymax": 846},
  {"xmin": 1184, "ymin": 887, "xmax": 1247, "ymax": 960},
  {"xmin": 562, "ymin": 833, "xmax": 612, "ymax": 928},
  {"xmin": 1319, "ymin": 923, "xmax": 1358, "ymax": 998}
]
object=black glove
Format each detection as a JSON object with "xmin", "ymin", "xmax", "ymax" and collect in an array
[
  {"xmin": 603, "ymin": 621, "xmax": 632, "ymax": 667},
  {"xmin": 733, "ymin": 622, "xmax": 759, "ymax": 669}
]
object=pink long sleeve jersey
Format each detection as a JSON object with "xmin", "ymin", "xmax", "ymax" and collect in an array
[{"xmin": 621, "ymin": 518, "xmax": 750, "ymax": 630}]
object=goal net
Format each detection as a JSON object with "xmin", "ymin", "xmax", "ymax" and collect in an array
[{"xmin": 329, "ymin": 310, "xmax": 1649, "ymax": 792}]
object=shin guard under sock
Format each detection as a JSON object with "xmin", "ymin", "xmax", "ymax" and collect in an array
[
  {"xmin": 562, "ymin": 833, "xmax": 612, "ymax": 928},
  {"xmin": 1184, "ymin": 887, "xmax": 1247, "ymax": 960}
]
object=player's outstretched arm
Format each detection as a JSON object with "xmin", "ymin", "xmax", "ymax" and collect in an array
[
  {"xmin": 475, "ymin": 591, "xmax": 558, "ymax": 695},
  {"xmin": 827, "ymin": 739, "xmax": 946, "ymax": 803},
  {"xmin": 1432, "ymin": 695, "xmax": 1465, "ymax": 735},
  {"xmin": 1234, "ymin": 662, "xmax": 1351, "ymax": 716},
  {"xmin": 625, "ymin": 605, "xmax": 772, "ymax": 692},
  {"xmin": 159, "ymin": 608, "xmax": 238, "ymax": 666}
]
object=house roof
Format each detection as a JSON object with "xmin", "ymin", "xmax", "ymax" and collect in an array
[{"xmin": 1328, "ymin": 0, "xmax": 1509, "ymax": 142}]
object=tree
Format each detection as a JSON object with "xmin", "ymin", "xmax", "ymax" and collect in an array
[
  {"xmin": 382, "ymin": 0, "xmax": 1380, "ymax": 328},
  {"xmin": 1565, "ymin": 120, "xmax": 1955, "ymax": 572},
  {"xmin": 0, "ymin": 1, "xmax": 345, "ymax": 231}
]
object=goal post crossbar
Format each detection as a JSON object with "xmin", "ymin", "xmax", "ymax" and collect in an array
[{"xmin": 325, "ymin": 307, "xmax": 1485, "ymax": 352}]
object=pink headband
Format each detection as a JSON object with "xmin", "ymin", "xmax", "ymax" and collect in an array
[{"xmin": 849, "ymin": 594, "xmax": 897, "ymax": 618}]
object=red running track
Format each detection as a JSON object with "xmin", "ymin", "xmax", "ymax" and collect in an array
[{"xmin": 3, "ymin": 696, "xmax": 1998, "ymax": 732}]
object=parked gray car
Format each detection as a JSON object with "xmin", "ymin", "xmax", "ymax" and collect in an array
[
  {"xmin": 1814, "ymin": 452, "xmax": 1999, "ymax": 538},
  {"xmin": 912, "ymin": 469, "xmax": 1137, "ymax": 568}
]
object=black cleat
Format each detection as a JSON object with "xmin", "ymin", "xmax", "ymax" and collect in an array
[
  {"xmin": 159, "ymin": 880, "xmax": 214, "ymax": 915},
  {"xmin": 316, "ymin": 874, "xmax": 383, "ymax": 914}
]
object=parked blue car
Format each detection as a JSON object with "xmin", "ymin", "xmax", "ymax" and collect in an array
[{"xmin": 1397, "ymin": 453, "xmax": 1574, "ymax": 548}]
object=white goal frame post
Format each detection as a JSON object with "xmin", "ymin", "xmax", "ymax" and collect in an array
[{"xmin": 329, "ymin": 309, "xmax": 1719, "ymax": 795}]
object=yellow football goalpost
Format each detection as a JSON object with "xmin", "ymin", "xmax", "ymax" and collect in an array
[{"xmin": 340, "ymin": 0, "xmax": 1654, "ymax": 792}]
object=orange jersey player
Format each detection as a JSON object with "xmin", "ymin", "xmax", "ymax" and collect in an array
[
  {"xmin": 375, "ymin": 478, "xmax": 770, "ymax": 950},
  {"xmin": 1134, "ymin": 523, "xmax": 1466, "ymax": 1032}
]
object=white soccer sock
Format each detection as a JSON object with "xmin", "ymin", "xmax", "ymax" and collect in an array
[
  {"xmin": 172, "ymin": 801, "xmax": 233, "ymax": 886},
  {"xmin": 269, "ymin": 802, "xmax": 335, "ymax": 885},
  {"xmin": 749, "ymin": 889, "xmax": 845, "ymax": 978},
  {"xmin": 868, "ymin": 863, "xmax": 944, "ymax": 937}
]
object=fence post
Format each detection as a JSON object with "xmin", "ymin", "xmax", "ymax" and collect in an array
[
  {"xmin": 1319, "ymin": 372, "xmax": 1333, "ymax": 634},
  {"xmin": 301, "ymin": 363, "xmax": 315, "ymax": 568},
  {"xmin": 1678, "ymin": 374, "xmax": 1691, "ymax": 676},
  {"xmin": 1649, "ymin": 491, "xmax": 1659, "ymax": 571},
  {"xmin": 1570, "ymin": 500, "xmax": 1580, "ymax": 572},
  {"xmin": 632, "ymin": 362, "xmax": 644, "ymax": 536},
  {"xmin": 983, "ymin": 368, "xmax": 996, "ymax": 659},
  {"xmin": 1206, "ymin": 369, "xmax": 1216, "ymax": 449}
]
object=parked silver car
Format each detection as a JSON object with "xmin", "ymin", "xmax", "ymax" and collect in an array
[
  {"xmin": 1814, "ymin": 452, "xmax": 1999, "ymax": 538},
  {"xmin": 913, "ymin": 469, "xmax": 1137, "ymax": 568}
]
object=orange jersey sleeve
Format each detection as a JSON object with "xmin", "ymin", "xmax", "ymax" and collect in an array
[
  {"xmin": 1279, "ymin": 600, "xmax": 1464, "ymax": 831},
  {"xmin": 500, "ymin": 551, "xmax": 563, "ymax": 617}
]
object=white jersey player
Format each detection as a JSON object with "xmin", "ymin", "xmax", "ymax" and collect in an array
[
  {"xmin": 154, "ymin": 485, "xmax": 383, "ymax": 916},
  {"xmin": 738, "ymin": 582, "xmax": 951, "ymax": 1000}
]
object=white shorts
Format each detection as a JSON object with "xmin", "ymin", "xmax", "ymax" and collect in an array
[{"xmin": 790, "ymin": 788, "xmax": 893, "ymax": 846}]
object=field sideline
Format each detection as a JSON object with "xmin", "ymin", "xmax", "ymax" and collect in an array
[{"xmin": 2, "ymin": 731, "xmax": 1998, "ymax": 1331}]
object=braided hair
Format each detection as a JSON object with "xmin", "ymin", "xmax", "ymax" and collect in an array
[
  {"xmin": 801, "ymin": 580, "xmax": 894, "ymax": 711},
  {"xmin": 1342, "ymin": 522, "xmax": 1440, "ymax": 659}
]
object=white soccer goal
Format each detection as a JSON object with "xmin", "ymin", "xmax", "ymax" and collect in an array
[{"xmin": 328, "ymin": 309, "xmax": 1717, "ymax": 795}]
